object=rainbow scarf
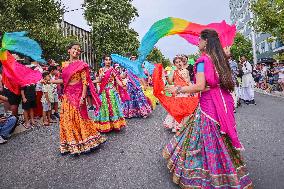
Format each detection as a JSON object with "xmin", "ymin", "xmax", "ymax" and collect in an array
[
  {"xmin": 111, "ymin": 17, "xmax": 235, "ymax": 78},
  {"xmin": 0, "ymin": 32, "xmax": 45, "ymax": 95},
  {"xmin": 0, "ymin": 51, "xmax": 42, "ymax": 95},
  {"xmin": 0, "ymin": 31, "xmax": 46, "ymax": 63}
]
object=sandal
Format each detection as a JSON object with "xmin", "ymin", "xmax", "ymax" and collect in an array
[{"xmin": 22, "ymin": 123, "xmax": 31, "ymax": 129}]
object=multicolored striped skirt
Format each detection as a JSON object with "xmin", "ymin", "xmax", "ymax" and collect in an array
[
  {"xmin": 163, "ymin": 108, "xmax": 253, "ymax": 188},
  {"xmin": 123, "ymin": 81, "xmax": 152, "ymax": 118},
  {"xmin": 94, "ymin": 84, "xmax": 126, "ymax": 132}
]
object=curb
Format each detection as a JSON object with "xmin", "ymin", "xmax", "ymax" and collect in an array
[{"xmin": 255, "ymin": 89, "xmax": 284, "ymax": 99}]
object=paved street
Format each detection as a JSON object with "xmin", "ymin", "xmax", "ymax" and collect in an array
[{"xmin": 0, "ymin": 93, "xmax": 283, "ymax": 189}]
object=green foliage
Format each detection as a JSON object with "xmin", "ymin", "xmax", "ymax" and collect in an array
[
  {"xmin": 251, "ymin": 0, "xmax": 284, "ymax": 41},
  {"xmin": 0, "ymin": 0, "xmax": 75, "ymax": 62},
  {"xmin": 84, "ymin": 0, "xmax": 140, "ymax": 66},
  {"xmin": 273, "ymin": 53, "xmax": 284, "ymax": 61},
  {"xmin": 230, "ymin": 33, "xmax": 253, "ymax": 61},
  {"xmin": 188, "ymin": 53, "xmax": 200, "ymax": 61},
  {"xmin": 147, "ymin": 47, "xmax": 171, "ymax": 68}
]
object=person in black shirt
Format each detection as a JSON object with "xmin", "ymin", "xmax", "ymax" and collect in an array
[
  {"xmin": 181, "ymin": 55, "xmax": 195, "ymax": 82},
  {"xmin": 21, "ymin": 84, "xmax": 36, "ymax": 129}
]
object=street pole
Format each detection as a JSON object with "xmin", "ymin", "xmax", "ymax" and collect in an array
[
  {"xmin": 249, "ymin": 2, "xmax": 258, "ymax": 65},
  {"xmin": 92, "ymin": 0, "xmax": 97, "ymax": 71}
]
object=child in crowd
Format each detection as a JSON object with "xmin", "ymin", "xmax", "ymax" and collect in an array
[
  {"xmin": 21, "ymin": 84, "xmax": 37, "ymax": 129},
  {"xmin": 41, "ymin": 72, "xmax": 53, "ymax": 126},
  {"xmin": 48, "ymin": 65, "xmax": 60, "ymax": 119}
]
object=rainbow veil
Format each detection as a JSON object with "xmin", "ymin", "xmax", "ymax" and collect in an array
[
  {"xmin": 111, "ymin": 17, "xmax": 236, "ymax": 122},
  {"xmin": 0, "ymin": 32, "xmax": 45, "ymax": 95}
]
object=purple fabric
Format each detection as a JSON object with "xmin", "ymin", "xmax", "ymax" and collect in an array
[{"xmin": 195, "ymin": 54, "xmax": 243, "ymax": 149}]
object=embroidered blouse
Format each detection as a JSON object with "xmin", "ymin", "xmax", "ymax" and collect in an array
[{"xmin": 62, "ymin": 61, "xmax": 88, "ymax": 85}]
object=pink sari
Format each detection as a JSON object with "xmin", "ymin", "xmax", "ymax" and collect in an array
[
  {"xmin": 62, "ymin": 60, "xmax": 101, "ymax": 117},
  {"xmin": 195, "ymin": 54, "xmax": 243, "ymax": 149},
  {"xmin": 99, "ymin": 67, "xmax": 130, "ymax": 102}
]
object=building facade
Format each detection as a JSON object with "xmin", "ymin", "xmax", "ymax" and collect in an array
[
  {"xmin": 229, "ymin": 0, "xmax": 284, "ymax": 62},
  {"xmin": 60, "ymin": 21, "xmax": 95, "ymax": 68}
]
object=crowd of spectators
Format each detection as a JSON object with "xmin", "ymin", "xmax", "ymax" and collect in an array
[{"xmin": 252, "ymin": 62, "xmax": 284, "ymax": 95}]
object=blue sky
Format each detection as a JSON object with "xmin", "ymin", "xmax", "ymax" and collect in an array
[{"xmin": 62, "ymin": 0, "xmax": 231, "ymax": 59}]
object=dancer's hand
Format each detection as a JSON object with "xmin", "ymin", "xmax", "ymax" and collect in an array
[{"xmin": 165, "ymin": 85, "xmax": 177, "ymax": 94}]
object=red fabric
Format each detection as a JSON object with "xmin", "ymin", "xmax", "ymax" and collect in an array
[
  {"xmin": 179, "ymin": 21, "xmax": 236, "ymax": 48},
  {"xmin": 34, "ymin": 91, "xmax": 43, "ymax": 117},
  {"xmin": 173, "ymin": 70, "xmax": 190, "ymax": 87},
  {"xmin": 153, "ymin": 64, "xmax": 199, "ymax": 123},
  {"xmin": 0, "ymin": 51, "xmax": 42, "ymax": 95}
]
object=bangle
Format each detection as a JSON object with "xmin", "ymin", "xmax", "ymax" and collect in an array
[{"xmin": 176, "ymin": 86, "xmax": 182, "ymax": 94}]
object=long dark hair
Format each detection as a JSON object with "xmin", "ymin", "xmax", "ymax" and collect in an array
[{"xmin": 200, "ymin": 29, "xmax": 234, "ymax": 92}]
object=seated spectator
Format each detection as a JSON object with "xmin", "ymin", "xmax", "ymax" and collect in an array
[{"xmin": 0, "ymin": 95, "xmax": 17, "ymax": 144}]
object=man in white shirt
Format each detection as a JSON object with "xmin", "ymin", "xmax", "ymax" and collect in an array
[{"xmin": 240, "ymin": 56, "xmax": 256, "ymax": 105}]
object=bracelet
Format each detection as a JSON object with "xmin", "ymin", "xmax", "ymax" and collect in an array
[{"xmin": 176, "ymin": 86, "xmax": 182, "ymax": 94}]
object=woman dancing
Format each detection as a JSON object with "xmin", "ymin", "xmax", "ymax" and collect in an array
[
  {"xmin": 122, "ymin": 68, "xmax": 152, "ymax": 119},
  {"xmin": 163, "ymin": 29, "xmax": 252, "ymax": 188},
  {"xmin": 94, "ymin": 55, "xmax": 127, "ymax": 132},
  {"xmin": 163, "ymin": 56, "xmax": 192, "ymax": 132},
  {"xmin": 50, "ymin": 43, "xmax": 106, "ymax": 155}
]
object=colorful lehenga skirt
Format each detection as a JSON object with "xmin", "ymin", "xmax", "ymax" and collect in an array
[
  {"xmin": 143, "ymin": 87, "xmax": 158, "ymax": 110},
  {"xmin": 94, "ymin": 84, "xmax": 126, "ymax": 132},
  {"xmin": 60, "ymin": 83, "xmax": 106, "ymax": 155},
  {"xmin": 163, "ymin": 108, "xmax": 253, "ymax": 188},
  {"xmin": 123, "ymin": 81, "xmax": 152, "ymax": 118}
]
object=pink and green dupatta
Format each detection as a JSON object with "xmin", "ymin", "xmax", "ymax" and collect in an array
[{"xmin": 99, "ymin": 67, "xmax": 130, "ymax": 102}]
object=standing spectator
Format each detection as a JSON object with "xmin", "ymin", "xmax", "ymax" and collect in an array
[
  {"xmin": 0, "ymin": 95, "xmax": 17, "ymax": 144},
  {"xmin": 259, "ymin": 63, "xmax": 268, "ymax": 90},
  {"xmin": 21, "ymin": 83, "xmax": 36, "ymax": 129},
  {"xmin": 182, "ymin": 55, "xmax": 195, "ymax": 82},
  {"xmin": 278, "ymin": 63, "xmax": 284, "ymax": 94},
  {"xmin": 228, "ymin": 55, "xmax": 239, "ymax": 109},
  {"xmin": 32, "ymin": 62, "xmax": 44, "ymax": 118},
  {"xmin": 48, "ymin": 65, "xmax": 60, "ymax": 119},
  {"xmin": 41, "ymin": 72, "xmax": 53, "ymax": 126},
  {"xmin": 252, "ymin": 64, "xmax": 261, "ymax": 88},
  {"xmin": 240, "ymin": 56, "xmax": 255, "ymax": 105}
]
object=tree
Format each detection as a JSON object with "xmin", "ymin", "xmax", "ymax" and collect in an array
[
  {"xmin": 230, "ymin": 33, "xmax": 253, "ymax": 61},
  {"xmin": 84, "ymin": 0, "xmax": 140, "ymax": 66},
  {"xmin": 147, "ymin": 47, "xmax": 170, "ymax": 68},
  {"xmin": 0, "ymin": 0, "xmax": 75, "ymax": 62},
  {"xmin": 251, "ymin": 0, "xmax": 284, "ymax": 42},
  {"xmin": 188, "ymin": 53, "xmax": 200, "ymax": 61}
]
